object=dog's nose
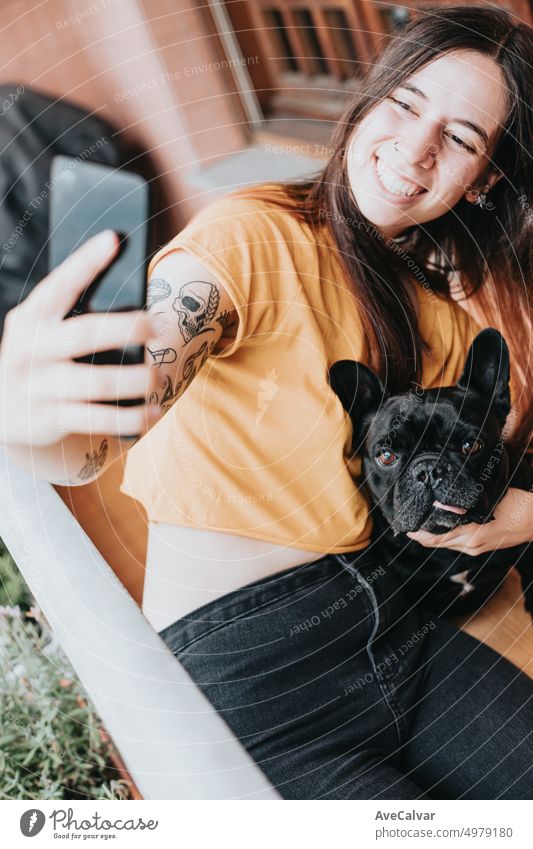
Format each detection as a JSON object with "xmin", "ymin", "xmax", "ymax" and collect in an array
[{"xmin": 411, "ymin": 458, "xmax": 447, "ymax": 487}]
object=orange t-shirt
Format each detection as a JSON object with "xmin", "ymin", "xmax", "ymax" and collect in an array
[{"xmin": 120, "ymin": 183, "xmax": 485, "ymax": 554}]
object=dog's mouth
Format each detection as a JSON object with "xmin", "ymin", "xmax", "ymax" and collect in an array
[
  {"xmin": 389, "ymin": 486, "xmax": 478, "ymax": 533},
  {"xmin": 387, "ymin": 491, "xmax": 473, "ymax": 535},
  {"xmin": 416, "ymin": 498, "xmax": 471, "ymax": 532},
  {"xmin": 431, "ymin": 499, "xmax": 467, "ymax": 516}
]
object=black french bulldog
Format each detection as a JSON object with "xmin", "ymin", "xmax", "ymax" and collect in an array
[{"xmin": 329, "ymin": 328, "xmax": 533, "ymax": 619}]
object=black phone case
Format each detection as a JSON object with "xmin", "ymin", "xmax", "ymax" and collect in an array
[{"xmin": 49, "ymin": 156, "xmax": 149, "ymax": 407}]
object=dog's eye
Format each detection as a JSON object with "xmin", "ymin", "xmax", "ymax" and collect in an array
[
  {"xmin": 376, "ymin": 449, "xmax": 398, "ymax": 466},
  {"xmin": 461, "ymin": 439, "xmax": 483, "ymax": 456}
]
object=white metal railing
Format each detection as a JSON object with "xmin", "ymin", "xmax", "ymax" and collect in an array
[{"xmin": 0, "ymin": 446, "xmax": 279, "ymax": 800}]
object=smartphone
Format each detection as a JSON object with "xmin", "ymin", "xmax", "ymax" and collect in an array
[{"xmin": 48, "ymin": 156, "xmax": 149, "ymax": 408}]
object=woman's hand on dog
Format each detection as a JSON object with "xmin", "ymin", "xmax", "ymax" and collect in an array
[{"xmin": 406, "ymin": 487, "xmax": 533, "ymax": 555}]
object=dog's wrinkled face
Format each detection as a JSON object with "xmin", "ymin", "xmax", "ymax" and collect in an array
[
  {"xmin": 329, "ymin": 328, "xmax": 512, "ymax": 535},
  {"xmin": 361, "ymin": 385, "xmax": 507, "ymax": 533}
]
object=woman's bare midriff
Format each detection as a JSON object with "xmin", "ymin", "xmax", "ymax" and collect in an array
[{"xmin": 142, "ymin": 522, "xmax": 323, "ymax": 632}]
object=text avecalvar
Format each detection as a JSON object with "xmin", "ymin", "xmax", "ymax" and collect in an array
[{"xmin": 375, "ymin": 811, "xmax": 436, "ymax": 821}]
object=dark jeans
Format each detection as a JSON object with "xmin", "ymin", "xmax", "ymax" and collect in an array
[{"xmin": 159, "ymin": 549, "xmax": 533, "ymax": 799}]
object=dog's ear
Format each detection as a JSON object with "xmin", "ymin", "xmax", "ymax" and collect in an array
[
  {"xmin": 456, "ymin": 328, "xmax": 511, "ymax": 424},
  {"xmin": 329, "ymin": 359, "xmax": 385, "ymax": 447}
]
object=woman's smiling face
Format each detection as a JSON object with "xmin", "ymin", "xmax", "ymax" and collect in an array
[{"xmin": 346, "ymin": 49, "xmax": 510, "ymax": 238}]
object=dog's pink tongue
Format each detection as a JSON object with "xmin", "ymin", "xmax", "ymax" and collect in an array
[{"xmin": 432, "ymin": 499, "xmax": 467, "ymax": 515}]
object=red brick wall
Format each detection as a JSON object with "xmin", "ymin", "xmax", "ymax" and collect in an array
[{"xmin": 0, "ymin": 0, "xmax": 249, "ymax": 228}]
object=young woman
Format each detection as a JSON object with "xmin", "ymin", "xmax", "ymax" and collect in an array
[{"xmin": 2, "ymin": 6, "xmax": 532, "ymax": 798}]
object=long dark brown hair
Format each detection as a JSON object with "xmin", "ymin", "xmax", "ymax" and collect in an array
[{"xmin": 245, "ymin": 5, "xmax": 533, "ymax": 447}]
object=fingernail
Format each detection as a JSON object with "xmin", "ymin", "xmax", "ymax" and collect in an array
[{"xmin": 96, "ymin": 228, "xmax": 117, "ymax": 244}]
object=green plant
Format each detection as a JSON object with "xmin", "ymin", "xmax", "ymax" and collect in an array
[
  {"xmin": 0, "ymin": 539, "xmax": 33, "ymax": 611},
  {"xmin": 0, "ymin": 544, "xmax": 132, "ymax": 800}
]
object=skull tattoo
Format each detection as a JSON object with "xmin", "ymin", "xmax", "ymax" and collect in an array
[{"xmin": 172, "ymin": 280, "xmax": 219, "ymax": 344}]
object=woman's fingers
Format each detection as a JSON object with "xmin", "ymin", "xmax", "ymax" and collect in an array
[
  {"xmin": 58, "ymin": 401, "xmax": 158, "ymax": 438},
  {"xmin": 28, "ymin": 230, "xmax": 120, "ymax": 319},
  {"xmin": 407, "ymin": 530, "xmax": 450, "ymax": 548},
  {"xmin": 55, "ymin": 363, "xmax": 155, "ymax": 402},
  {"xmin": 55, "ymin": 310, "xmax": 156, "ymax": 359},
  {"xmin": 406, "ymin": 525, "xmax": 485, "ymax": 554},
  {"xmin": 407, "ymin": 530, "xmax": 444, "ymax": 546},
  {"xmin": 0, "ymin": 230, "xmax": 165, "ymax": 449}
]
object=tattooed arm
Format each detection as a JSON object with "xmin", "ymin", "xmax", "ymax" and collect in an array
[
  {"xmin": 55, "ymin": 251, "xmax": 238, "ymax": 486},
  {"xmin": 144, "ymin": 250, "xmax": 238, "ymax": 416},
  {"xmin": 4, "ymin": 433, "xmax": 132, "ymax": 487},
  {"xmin": 23, "ymin": 253, "xmax": 237, "ymax": 484},
  {"xmin": 21, "ymin": 250, "xmax": 237, "ymax": 484},
  {"xmin": 2, "ymin": 238, "xmax": 237, "ymax": 486}
]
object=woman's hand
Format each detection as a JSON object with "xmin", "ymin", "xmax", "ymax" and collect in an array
[
  {"xmin": 0, "ymin": 230, "xmax": 159, "ymax": 449},
  {"xmin": 406, "ymin": 486, "xmax": 533, "ymax": 555}
]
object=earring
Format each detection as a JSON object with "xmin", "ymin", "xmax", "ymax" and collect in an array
[
  {"xmin": 467, "ymin": 184, "xmax": 490, "ymax": 208},
  {"xmin": 476, "ymin": 184, "xmax": 490, "ymax": 209},
  {"xmin": 394, "ymin": 140, "xmax": 399, "ymax": 152}
]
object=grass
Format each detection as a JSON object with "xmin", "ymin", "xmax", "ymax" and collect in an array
[
  {"xmin": 0, "ymin": 541, "xmax": 33, "ymax": 610},
  {"xmin": 0, "ymin": 539, "xmax": 133, "ymax": 800}
]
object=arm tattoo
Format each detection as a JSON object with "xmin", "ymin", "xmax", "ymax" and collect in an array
[
  {"xmin": 146, "ymin": 278, "xmax": 171, "ymax": 308},
  {"xmin": 159, "ymin": 374, "xmax": 176, "ymax": 409},
  {"xmin": 216, "ymin": 310, "xmax": 231, "ymax": 331},
  {"xmin": 77, "ymin": 438, "xmax": 108, "ymax": 481},
  {"xmin": 172, "ymin": 280, "xmax": 219, "ymax": 344},
  {"xmin": 147, "ymin": 345, "xmax": 177, "ymax": 368},
  {"xmin": 216, "ymin": 310, "xmax": 237, "ymax": 334},
  {"xmin": 174, "ymin": 340, "xmax": 211, "ymax": 398},
  {"xmin": 155, "ymin": 341, "xmax": 211, "ymax": 413}
]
